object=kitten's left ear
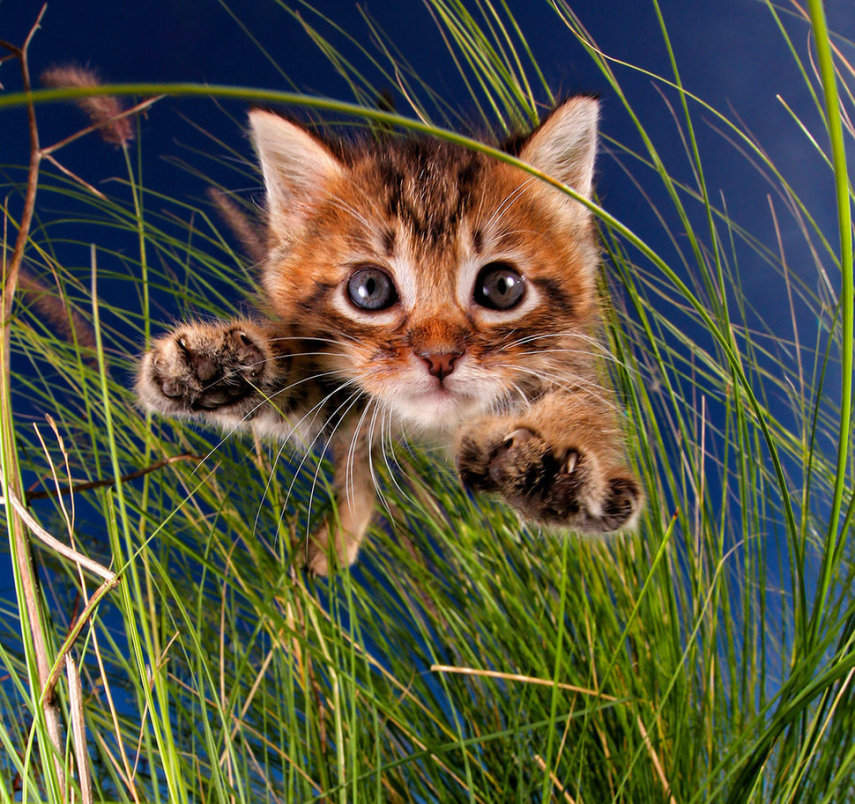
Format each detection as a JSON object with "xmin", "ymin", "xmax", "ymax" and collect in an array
[
  {"xmin": 248, "ymin": 109, "xmax": 345, "ymax": 244},
  {"xmin": 519, "ymin": 96, "xmax": 599, "ymax": 203}
]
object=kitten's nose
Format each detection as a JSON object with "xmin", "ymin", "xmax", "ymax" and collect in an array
[{"xmin": 418, "ymin": 351, "xmax": 462, "ymax": 381}]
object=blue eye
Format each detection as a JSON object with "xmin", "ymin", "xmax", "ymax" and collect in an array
[
  {"xmin": 474, "ymin": 263, "xmax": 525, "ymax": 310},
  {"xmin": 347, "ymin": 266, "xmax": 398, "ymax": 311}
]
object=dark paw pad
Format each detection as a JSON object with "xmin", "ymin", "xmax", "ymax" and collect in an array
[
  {"xmin": 458, "ymin": 426, "xmax": 584, "ymax": 521},
  {"xmin": 456, "ymin": 423, "xmax": 642, "ymax": 533},
  {"xmin": 151, "ymin": 328, "xmax": 265, "ymax": 411},
  {"xmin": 500, "ymin": 440, "xmax": 589, "ymax": 523}
]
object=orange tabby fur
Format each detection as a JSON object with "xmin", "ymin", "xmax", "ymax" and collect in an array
[{"xmin": 137, "ymin": 97, "xmax": 642, "ymax": 575}]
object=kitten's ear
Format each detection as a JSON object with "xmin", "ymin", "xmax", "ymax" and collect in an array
[
  {"xmin": 519, "ymin": 96, "xmax": 599, "ymax": 203},
  {"xmin": 248, "ymin": 109, "xmax": 344, "ymax": 242}
]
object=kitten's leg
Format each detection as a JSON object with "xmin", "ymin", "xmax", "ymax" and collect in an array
[
  {"xmin": 300, "ymin": 423, "xmax": 376, "ymax": 577},
  {"xmin": 456, "ymin": 390, "xmax": 642, "ymax": 532},
  {"xmin": 136, "ymin": 319, "xmax": 289, "ymax": 429},
  {"xmin": 139, "ymin": 319, "xmax": 377, "ymax": 575}
]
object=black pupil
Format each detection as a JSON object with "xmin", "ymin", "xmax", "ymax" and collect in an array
[
  {"xmin": 348, "ymin": 268, "xmax": 397, "ymax": 311},
  {"xmin": 475, "ymin": 264, "xmax": 524, "ymax": 310}
]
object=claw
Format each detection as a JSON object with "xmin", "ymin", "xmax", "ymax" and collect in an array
[
  {"xmin": 565, "ymin": 450, "xmax": 578, "ymax": 475},
  {"xmin": 502, "ymin": 427, "xmax": 534, "ymax": 448}
]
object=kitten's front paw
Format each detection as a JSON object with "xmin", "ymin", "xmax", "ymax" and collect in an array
[
  {"xmin": 457, "ymin": 425, "xmax": 641, "ymax": 533},
  {"xmin": 137, "ymin": 324, "xmax": 267, "ymax": 415}
]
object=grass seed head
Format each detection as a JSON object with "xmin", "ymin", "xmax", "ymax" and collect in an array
[{"xmin": 41, "ymin": 64, "xmax": 133, "ymax": 146}]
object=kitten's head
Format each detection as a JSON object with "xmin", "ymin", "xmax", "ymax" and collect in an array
[{"xmin": 249, "ymin": 98, "xmax": 601, "ymax": 432}]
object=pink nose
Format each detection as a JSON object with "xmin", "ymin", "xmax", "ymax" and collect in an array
[{"xmin": 419, "ymin": 352, "xmax": 461, "ymax": 381}]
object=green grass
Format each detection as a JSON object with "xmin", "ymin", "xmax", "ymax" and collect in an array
[{"xmin": 2, "ymin": 1, "xmax": 854, "ymax": 802}]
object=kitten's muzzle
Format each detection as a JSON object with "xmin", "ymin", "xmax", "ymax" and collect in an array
[{"xmin": 418, "ymin": 350, "xmax": 463, "ymax": 381}]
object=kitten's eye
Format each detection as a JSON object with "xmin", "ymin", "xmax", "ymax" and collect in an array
[
  {"xmin": 473, "ymin": 263, "xmax": 525, "ymax": 310},
  {"xmin": 347, "ymin": 266, "xmax": 398, "ymax": 311}
]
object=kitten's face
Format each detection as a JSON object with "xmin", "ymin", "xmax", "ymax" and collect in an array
[{"xmin": 250, "ymin": 100, "xmax": 600, "ymax": 431}]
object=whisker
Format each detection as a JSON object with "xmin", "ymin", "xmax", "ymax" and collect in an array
[
  {"xmin": 500, "ymin": 330, "xmax": 610, "ymax": 351},
  {"xmin": 507, "ymin": 365, "xmax": 619, "ymax": 412},
  {"xmin": 506, "ymin": 380, "xmax": 530, "ymax": 409},
  {"xmin": 516, "ymin": 347, "xmax": 637, "ymax": 374},
  {"xmin": 193, "ymin": 368, "xmax": 350, "ymax": 469},
  {"xmin": 366, "ymin": 398, "xmax": 395, "ymax": 524},
  {"xmin": 263, "ymin": 379, "xmax": 364, "ymax": 551},
  {"xmin": 252, "ymin": 431, "xmax": 292, "ymax": 545},
  {"xmin": 279, "ymin": 381, "xmax": 362, "ymax": 508},
  {"xmin": 380, "ymin": 405, "xmax": 417, "ymax": 508},
  {"xmin": 344, "ymin": 394, "xmax": 376, "ymax": 515},
  {"xmin": 373, "ymin": 407, "xmax": 397, "ymax": 522},
  {"xmin": 482, "ymin": 176, "xmax": 537, "ymax": 233},
  {"xmin": 302, "ymin": 389, "xmax": 367, "ymax": 557},
  {"xmin": 268, "ymin": 333, "xmax": 360, "ymax": 346},
  {"xmin": 193, "ymin": 350, "xmax": 351, "ymax": 404}
]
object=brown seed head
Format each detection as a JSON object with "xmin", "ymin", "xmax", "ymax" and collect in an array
[{"xmin": 41, "ymin": 64, "xmax": 133, "ymax": 147}]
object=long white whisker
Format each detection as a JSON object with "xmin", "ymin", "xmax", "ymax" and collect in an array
[
  {"xmin": 366, "ymin": 399, "xmax": 397, "ymax": 524},
  {"xmin": 500, "ymin": 330, "xmax": 611, "ymax": 351},
  {"xmin": 265, "ymin": 379, "xmax": 363, "ymax": 550},
  {"xmin": 380, "ymin": 405, "xmax": 417, "ymax": 507},
  {"xmin": 516, "ymin": 347, "xmax": 637, "ymax": 373},
  {"xmin": 506, "ymin": 380, "xmax": 530, "ymax": 409},
  {"xmin": 193, "ymin": 350, "xmax": 351, "ymax": 400},
  {"xmin": 344, "ymin": 394, "xmax": 376, "ymax": 515},
  {"xmin": 252, "ymin": 432, "xmax": 292, "ymax": 545},
  {"xmin": 365, "ymin": 403, "xmax": 385, "ymax": 520},
  {"xmin": 268, "ymin": 333, "xmax": 359, "ymax": 346},
  {"xmin": 507, "ymin": 365, "xmax": 619, "ymax": 412},
  {"xmin": 279, "ymin": 381, "xmax": 362, "ymax": 508},
  {"xmin": 482, "ymin": 176, "xmax": 537, "ymax": 233},
  {"xmin": 193, "ymin": 368, "xmax": 350, "ymax": 469},
  {"xmin": 302, "ymin": 389, "xmax": 368, "ymax": 558}
]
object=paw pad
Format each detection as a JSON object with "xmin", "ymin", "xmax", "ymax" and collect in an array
[
  {"xmin": 143, "ymin": 325, "xmax": 267, "ymax": 413},
  {"xmin": 456, "ymin": 422, "xmax": 641, "ymax": 533}
]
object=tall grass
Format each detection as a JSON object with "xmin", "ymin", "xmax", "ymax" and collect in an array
[{"xmin": 1, "ymin": 1, "xmax": 853, "ymax": 801}]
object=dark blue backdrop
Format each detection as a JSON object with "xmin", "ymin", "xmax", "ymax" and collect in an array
[{"xmin": 3, "ymin": 0, "xmax": 852, "ymax": 310}]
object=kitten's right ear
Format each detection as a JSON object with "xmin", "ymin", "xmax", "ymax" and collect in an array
[
  {"xmin": 248, "ymin": 110, "xmax": 344, "ymax": 243},
  {"xmin": 519, "ymin": 96, "xmax": 599, "ymax": 204}
]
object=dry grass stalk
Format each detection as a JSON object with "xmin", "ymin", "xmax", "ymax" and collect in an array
[
  {"xmin": 0, "ymin": 8, "xmax": 67, "ymax": 796},
  {"xmin": 8, "ymin": 491, "xmax": 115, "ymax": 582},
  {"xmin": 66, "ymin": 654, "xmax": 93, "ymax": 804},
  {"xmin": 635, "ymin": 715, "xmax": 677, "ymax": 804},
  {"xmin": 533, "ymin": 754, "xmax": 577, "ymax": 803},
  {"xmin": 26, "ymin": 451, "xmax": 204, "ymax": 502},
  {"xmin": 430, "ymin": 664, "xmax": 618, "ymax": 701}
]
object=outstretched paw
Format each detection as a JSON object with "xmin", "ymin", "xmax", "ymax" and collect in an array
[
  {"xmin": 457, "ymin": 424, "xmax": 641, "ymax": 533},
  {"xmin": 138, "ymin": 324, "xmax": 267, "ymax": 414}
]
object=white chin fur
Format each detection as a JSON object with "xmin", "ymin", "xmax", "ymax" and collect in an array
[{"xmin": 391, "ymin": 391, "xmax": 485, "ymax": 432}]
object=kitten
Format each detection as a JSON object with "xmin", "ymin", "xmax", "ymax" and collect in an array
[{"xmin": 136, "ymin": 96, "xmax": 642, "ymax": 576}]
